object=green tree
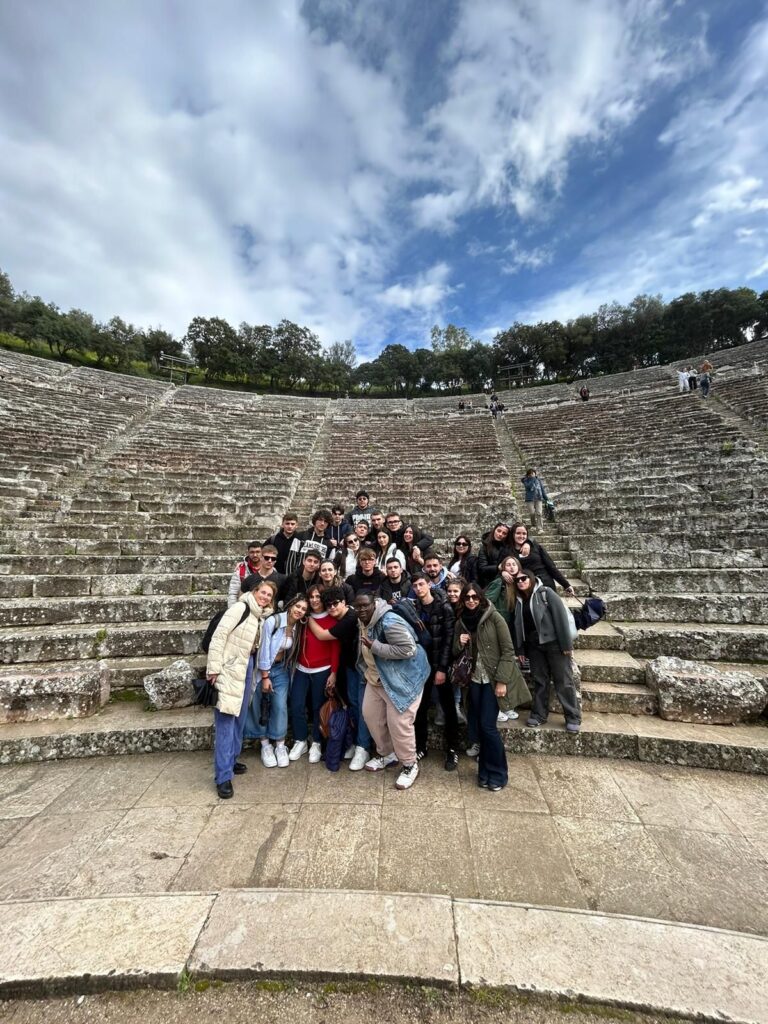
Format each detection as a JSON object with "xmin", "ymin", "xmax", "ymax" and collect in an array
[
  {"xmin": 321, "ymin": 339, "xmax": 357, "ymax": 394},
  {"xmin": 143, "ymin": 327, "xmax": 183, "ymax": 366},
  {"xmin": 185, "ymin": 316, "xmax": 240, "ymax": 380},
  {"xmin": 430, "ymin": 323, "xmax": 476, "ymax": 353},
  {"xmin": 269, "ymin": 320, "xmax": 322, "ymax": 389}
]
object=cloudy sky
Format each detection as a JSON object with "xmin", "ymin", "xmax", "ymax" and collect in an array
[{"xmin": 1, "ymin": 0, "xmax": 767, "ymax": 359}]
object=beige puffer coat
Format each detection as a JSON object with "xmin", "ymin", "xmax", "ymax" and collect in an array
[{"xmin": 206, "ymin": 591, "xmax": 273, "ymax": 716}]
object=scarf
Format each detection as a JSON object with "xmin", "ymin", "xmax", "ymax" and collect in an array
[{"xmin": 460, "ymin": 605, "xmax": 483, "ymax": 632}]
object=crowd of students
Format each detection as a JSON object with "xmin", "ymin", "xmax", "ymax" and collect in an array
[{"xmin": 207, "ymin": 489, "xmax": 580, "ymax": 799}]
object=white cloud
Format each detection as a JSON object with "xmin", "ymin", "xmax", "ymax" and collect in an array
[
  {"xmin": 378, "ymin": 262, "xmax": 453, "ymax": 310},
  {"xmin": 501, "ymin": 241, "xmax": 554, "ymax": 275}
]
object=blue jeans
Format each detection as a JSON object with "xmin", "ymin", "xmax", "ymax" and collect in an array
[
  {"xmin": 346, "ymin": 667, "xmax": 372, "ymax": 750},
  {"xmin": 291, "ymin": 667, "xmax": 330, "ymax": 743},
  {"xmin": 213, "ymin": 656, "xmax": 254, "ymax": 785},
  {"xmin": 469, "ymin": 681, "xmax": 508, "ymax": 789},
  {"xmin": 244, "ymin": 662, "xmax": 290, "ymax": 741}
]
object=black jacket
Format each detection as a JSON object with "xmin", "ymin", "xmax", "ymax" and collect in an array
[
  {"xmin": 282, "ymin": 569, "xmax": 320, "ymax": 604},
  {"xmin": 263, "ymin": 529, "xmax": 300, "ymax": 575},
  {"xmin": 390, "ymin": 524, "xmax": 434, "ymax": 555},
  {"xmin": 347, "ymin": 566, "xmax": 384, "ymax": 598},
  {"xmin": 515, "ymin": 540, "xmax": 570, "ymax": 591},
  {"xmin": 477, "ymin": 531, "xmax": 512, "ymax": 586},
  {"xmin": 449, "ymin": 553, "xmax": 478, "ymax": 582},
  {"xmin": 412, "ymin": 589, "xmax": 455, "ymax": 672},
  {"xmin": 380, "ymin": 570, "xmax": 412, "ymax": 604}
]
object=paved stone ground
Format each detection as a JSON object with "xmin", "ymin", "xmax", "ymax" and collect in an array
[{"xmin": 0, "ymin": 750, "xmax": 766, "ymax": 936}]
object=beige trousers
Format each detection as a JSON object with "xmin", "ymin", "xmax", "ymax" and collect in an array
[{"xmin": 362, "ymin": 684, "xmax": 420, "ymax": 766}]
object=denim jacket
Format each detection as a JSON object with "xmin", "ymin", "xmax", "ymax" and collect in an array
[
  {"xmin": 257, "ymin": 612, "xmax": 293, "ymax": 672},
  {"xmin": 521, "ymin": 475, "xmax": 547, "ymax": 502},
  {"xmin": 356, "ymin": 599, "xmax": 430, "ymax": 712}
]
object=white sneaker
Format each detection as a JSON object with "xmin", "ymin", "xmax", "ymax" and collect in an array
[
  {"xmin": 261, "ymin": 743, "xmax": 277, "ymax": 768},
  {"xmin": 455, "ymin": 704, "xmax": 467, "ymax": 725},
  {"xmin": 349, "ymin": 746, "xmax": 369, "ymax": 772},
  {"xmin": 507, "ymin": 709, "xmax": 519, "ymax": 720},
  {"xmin": 497, "ymin": 711, "xmax": 509, "ymax": 723},
  {"xmin": 365, "ymin": 752, "xmax": 398, "ymax": 772},
  {"xmin": 395, "ymin": 762, "xmax": 419, "ymax": 790},
  {"xmin": 465, "ymin": 743, "xmax": 480, "ymax": 758},
  {"xmin": 309, "ymin": 742, "xmax": 322, "ymax": 764},
  {"xmin": 275, "ymin": 743, "xmax": 289, "ymax": 768},
  {"xmin": 343, "ymin": 744, "xmax": 356, "ymax": 760},
  {"xmin": 288, "ymin": 740, "xmax": 308, "ymax": 761}
]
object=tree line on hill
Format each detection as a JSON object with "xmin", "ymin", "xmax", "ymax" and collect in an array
[{"xmin": 1, "ymin": 268, "xmax": 766, "ymax": 395}]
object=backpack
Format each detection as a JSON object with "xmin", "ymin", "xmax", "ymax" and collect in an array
[
  {"xmin": 572, "ymin": 595, "xmax": 607, "ymax": 632},
  {"xmin": 540, "ymin": 587, "xmax": 578, "ymax": 644},
  {"xmin": 201, "ymin": 603, "xmax": 250, "ymax": 653}
]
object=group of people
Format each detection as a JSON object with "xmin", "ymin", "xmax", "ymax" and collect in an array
[
  {"xmin": 207, "ymin": 489, "xmax": 581, "ymax": 799},
  {"xmin": 678, "ymin": 360, "xmax": 713, "ymax": 397}
]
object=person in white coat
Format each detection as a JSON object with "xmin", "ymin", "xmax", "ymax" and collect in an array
[{"xmin": 207, "ymin": 577, "xmax": 277, "ymax": 798}]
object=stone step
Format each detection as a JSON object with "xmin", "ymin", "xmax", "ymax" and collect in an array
[
  {"xmin": 579, "ymin": 681, "xmax": 658, "ymax": 716},
  {"xmin": 0, "ymin": 572, "xmax": 229, "ymax": 599},
  {"xmin": 585, "ymin": 568, "xmax": 768, "ymax": 593},
  {"xmin": 0, "ymin": 554, "xmax": 237, "ymax": 576},
  {"xmin": 0, "ymin": 594, "xmax": 222, "ymax": 628},
  {"xmin": 0, "ymin": 620, "xmax": 208, "ymax": 664},
  {"xmin": 1, "ymin": 700, "xmax": 765, "ymax": 772},
  {"xmin": 604, "ymin": 593, "xmax": 768, "ymax": 625},
  {"xmin": 611, "ymin": 621, "xmax": 768, "ymax": 662},
  {"xmin": 573, "ymin": 649, "xmax": 645, "ymax": 684},
  {"xmin": 0, "ymin": 662, "xmax": 109, "ymax": 724}
]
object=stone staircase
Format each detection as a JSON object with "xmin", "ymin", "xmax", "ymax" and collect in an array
[{"xmin": 0, "ymin": 343, "xmax": 766, "ymax": 767}]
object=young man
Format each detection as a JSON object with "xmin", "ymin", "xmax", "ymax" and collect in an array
[
  {"xmin": 287, "ymin": 509, "xmax": 331, "ymax": 574},
  {"xmin": 283, "ymin": 550, "xmax": 322, "ymax": 603},
  {"xmin": 227, "ymin": 541, "xmax": 261, "ymax": 606},
  {"xmin": 264, "ymin": 513, "xmax": 300, "ymax": 575},
  {"xmin": 344, "ymin": 490, "xmax": 378, "ymax": 532},
  {"xmin": 307, "ymin": 587, "xmax": 371, "ymax": 771},
  {"xmin": 327, "ymin": 505, "xmax": 351, "ymax": 555},
  {"xmin": 408, "ymin": 551, "xmax": 449, "ymax": 595},
  {"xmin": 380, "ymin": 556, "xmax": 411, "ymax": 604},
  {"xmin": 355, "ymin": 593, "xmax": 430, "ymax": 791},
  {"xmin": 347, "ymin": 547, "xmax": 384, "ymax": 598},
  {"xmin": 521, "ymin": 468, "xmax": 548, "ymax": 530},
  {"xmin": 246, "ymin": 543, "xmax": 287, "ymax": 603},
  {"xmin": 411, "ymin": 574, "xmax": 459, "ymax": 769}
]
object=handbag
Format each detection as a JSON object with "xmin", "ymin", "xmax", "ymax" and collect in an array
[
  {"xmin": 451, "ymin": 645, "xmax": 474, "ymax": 688},
  {"xmin": 192, "ymin": 678, "xmax": 218, "ymax": 708}
]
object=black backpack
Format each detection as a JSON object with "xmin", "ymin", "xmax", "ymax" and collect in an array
[{"xmin": 201, "ymin": 604, "xmax": 250, "ymax": 653}]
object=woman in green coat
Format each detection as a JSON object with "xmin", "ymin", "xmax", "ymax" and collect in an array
[{"xmin": 484, "ymin": 555, "xmax": 530, "ymax": 720}]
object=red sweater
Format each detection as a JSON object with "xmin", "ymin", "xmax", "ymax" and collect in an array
[{"xmin": 299, "ymin": 613, "xmax": 340, "ymax": 672}]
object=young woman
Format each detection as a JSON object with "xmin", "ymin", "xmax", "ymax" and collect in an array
[
  {"xmin": 207, "ymin": 578, "xmax": 277, "ymax": 798},
  {"xmin": 318, "ymin": 559, "xmax": 355, "ymax": 605},
  {"xmin": 400, "ymin": 524, "xmax": 425, "ymax": 574},
  {"xmin": 477, "ymin": 523, "xmax": 512, "ymax": 586},
  {"xmin": 248, "ymin": 594, "xmax": 308, "ymax": 768},
  {"xmin": 483, "ymin": 555, "xmax": 531, "ymax": 721},
  {"xmin": 512, "ymin": 568, "xmax": 581, "ymax": 733},
  {"xmin": 509, "ymin": 522, "xmax": 575, "ymax": 595},
  {"xmin": 373, "ymin": 528, "xmax": 406, "ymax": 572},
  {"xmin": 289, "ymin": 584, "xmax": 340, "ymax": 763},
  {"xmin": 453, "ymin": 583, "xmax": 517, "ymax": 791},
  {"xmin": 449, "ymin": 535, "xmax": 478, "ymax": 582},
  {"xmin": 342, "ymin": 534, "xmax": 362, "ymax": 578}
]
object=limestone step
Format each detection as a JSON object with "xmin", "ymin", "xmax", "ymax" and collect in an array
[
  {"xmin": 610, "ymin": 621, "xmax": 768, "ymax": 662},
  {"xmin": 573, "ymin": 649, "xmax": 645, "ymax": 684},
  {"xmin": 0, "ymin": 572, "xmax": 229, "ymax": 599},
  {"xmin": 0, "ymin": 619, "xmax": 208, "ymax": 665},
  {"xmin": 0, "ymin": 554, "xmax": 237, "ymax": 576},
  {"xmin": 1, "ymin": 700, "xmax": 765, "ymax": 772},
  {"xmin": 604, "ymin": 592, "xmax": 768, "ymax": 625},
  {"xmin": 0, "ymin": 594, "xmax": 221, "ymax": 628},
  {"xmin": 585, "ymin": 568, "xmax": 768, "ymax": 594},
  {"xmin": 579, "ymin": 681, "xmax": 658, "ymax": 716}
]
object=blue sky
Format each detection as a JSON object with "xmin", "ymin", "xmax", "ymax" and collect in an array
[{"xmin": 1, "ymin": 0, "xmax": 767, "ymax": 360}]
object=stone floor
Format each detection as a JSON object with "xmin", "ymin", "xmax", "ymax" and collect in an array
[{"xmin": 0, "ymin": 749, "xmax": 766, "ymax": 936}]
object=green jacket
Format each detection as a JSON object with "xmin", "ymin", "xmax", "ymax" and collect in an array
[
  {"xmin": 453, "ymin": 605, "xmax": 531, "ymax": 708},
  {"xmin": 484, "ymin": 576, "xmax": 513, "ymax": 630}
]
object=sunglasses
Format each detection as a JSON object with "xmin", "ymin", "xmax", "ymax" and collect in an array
[
  {"xmin": 455, "ymin": 541, "xmax": 469, "ymax": 547},
  {"xmin": 464, "ymin": 594, "xmax": 480, "ymax": 602},
  {"xmin": 515, "ymin": 575, "xmax": 530, "ymax": 583},
  {"xmin": 327, "ymin": 599, "xmax": 343, "ymax": 607},
  {"xmin": 261, "ymin": 555, "xmax": 276, "ymax": 561}
]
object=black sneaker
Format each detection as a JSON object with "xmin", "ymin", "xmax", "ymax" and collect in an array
[
  {"xmin": 416, "ymin": 748, "xmax": 428, "ymax": 761},
  {"xmin": 444, "ymin": 749, "xmax": 459, "ymax": 772},
  {"xmin": 233, "ymin": 762, "xmax": 247, "ymax": 775},
  {"xmin": 216, "ymin": 781, "xmax": 234, "ymax": 799}
]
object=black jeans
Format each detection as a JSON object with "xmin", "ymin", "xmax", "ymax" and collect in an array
[
  {"xmin": 527, "ymin": 641, "xmax": 581, "ymax": 724},
  {"xmin": 468, "ymin": 681, "xmax": 508, "ymax": 788},
  {"xmin": 415, "ymin": 670, "xmax": 459, "ymax": 753}
]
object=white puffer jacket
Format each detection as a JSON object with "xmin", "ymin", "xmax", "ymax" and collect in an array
[{"xmin": 206, "ymin": 591, "xmax": 272, "ymax": 716}]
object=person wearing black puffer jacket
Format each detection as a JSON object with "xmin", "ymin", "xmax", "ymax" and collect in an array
[
  {"xmin": 510, "ymin": 522, "xmax": 574, "ymax": 595},
  {"xmin": 410, "ymin": 574, "xmax": 459, "ymax": 770},
  {"xmin": 477, "ymin": 523, "xmax": 512, "ymax": 586},
  {"xmin": 346, "ymin": 548, "xmax": 385, "ymax": 598}
]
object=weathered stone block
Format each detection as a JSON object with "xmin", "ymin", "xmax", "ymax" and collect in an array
[
  {"xmin": 645, "ymin": 656, "xmax": 768, "ymax": 725},
  {"xmin": 143, "ymin": 659, "xmax": 196, "ymax": 710},
  {"xmin": 0, "ymin": 662, "xmax": 109, "ymax": 723}
]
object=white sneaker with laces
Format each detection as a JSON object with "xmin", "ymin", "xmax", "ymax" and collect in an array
[
  {"xmin": 395, "ymin": 762, "xmax": 420, "ymax": 790},
  {"xmin": 465, "ymin": 743, "xmax": 480, "ymax": 758},
  {"xmin": 507, "ymin": 709, "xmax": 519, "ymax": 720},
  {"xmin": 365, "ymin": 752, "xmax": 399, "ymax": 772},
  {"xmin": 288, "ymin": 740, "xmax": 308, "ymax": 761},
  {"xmin": 261, "ymin": 742, "xmax": 277, "ymax": 768},
  {"xmin": 309, "ymin": 742, "xmax": 322, "ymax": 764},
  {"xmin": 349, "ymin": 746, "xmax": 369, "ymax": 772},
  {"xmin": 275, "ymin": 743, "xmax": 289, "ymax": 768},
  {"xmin": 343, "ymin": 744, "xmax": 356, "ymax": 759},
  {"xmin": 497, "ymin": 710, "xmax": 509, "ymax": 723}
]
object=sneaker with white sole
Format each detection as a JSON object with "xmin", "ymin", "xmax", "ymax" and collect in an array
[
  {"xmin": 261, "ymin": 743, "xmax": 277, "ymax": 768},
  {"xmin": 465, "ymin": 743, "xmax": 480, "ymax": 758},
  {"xmin": 507, "ymin": 709, "xmax": 519, "ymax": 720},
  {"xmin": 275, "ymin": 743, "xmax": 289, "ymax": 768},
  {"xmin": 288, "ymin": 740, "xmax": 308, "ymax": 761},
  {"xmin": 434, "ymin": 708, "xmax": 445, "ymax": 727},
  {"xmin": 365, "ymin": 752, "xmax": 398, "ymax": 772},
  {"xmin": 395, "ymin": 762, "xmax": 419, "ymax": 790},
  {"xmin": 343, "ymin": 744, "xmax": 356, "ymax": 760},
  {"xmin": 455, "ymin": 704, "xmax": 467, "ymax": 725},
  {"xmin": 309, "ymin": 742, "xmax": 322, "ymax": 763},
  {"xmin": 497, "ymin": 710, "xmax": 509, "ymax": 723},
  {"xmin": 349, "ymin": 746, "xmax": 369, "ymax": 771}
]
